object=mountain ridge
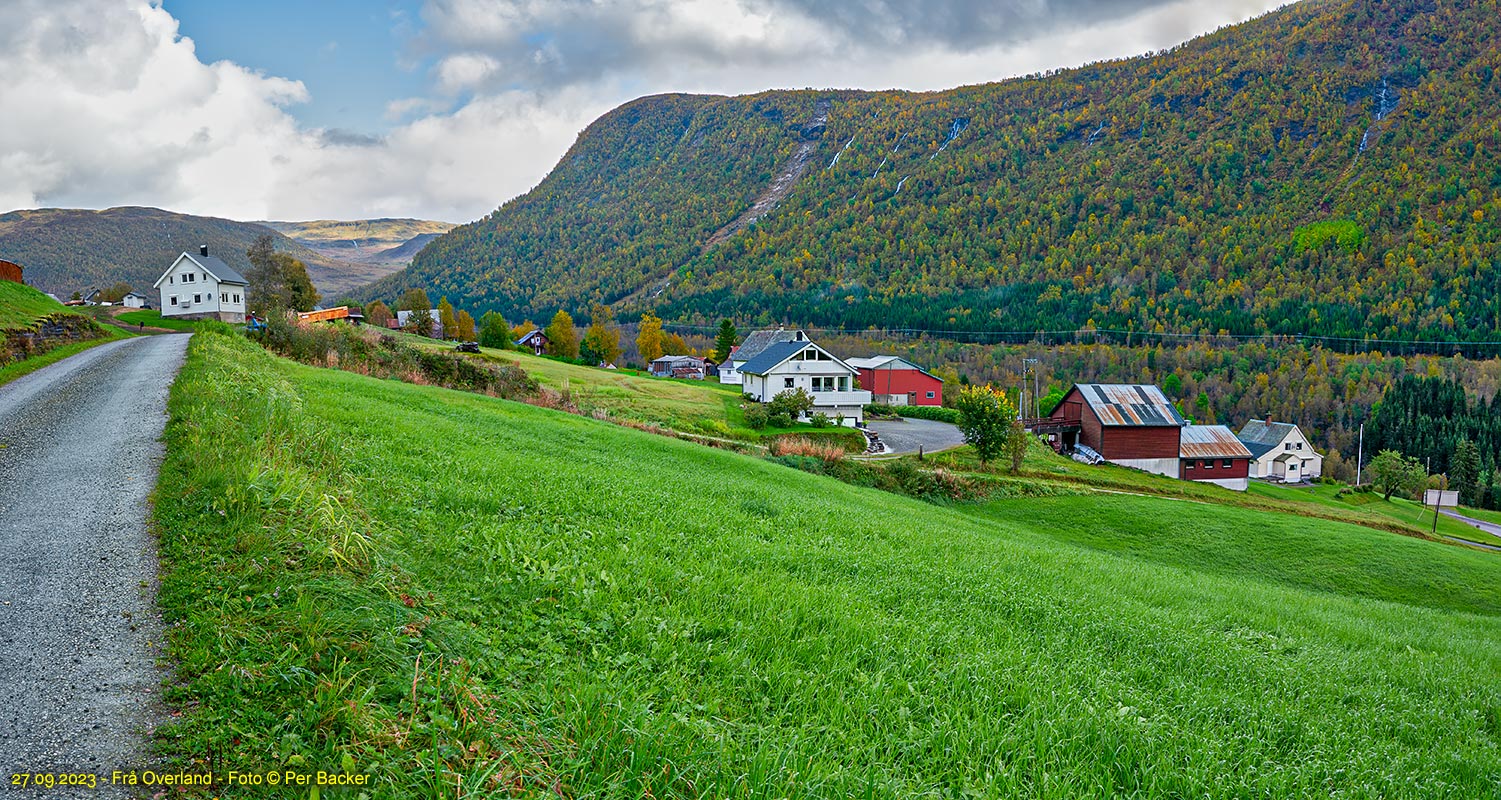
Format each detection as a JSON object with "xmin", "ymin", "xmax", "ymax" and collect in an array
[{"xmin": 363, "ymin": 0, "xmax": 1501, "ymax": 345}]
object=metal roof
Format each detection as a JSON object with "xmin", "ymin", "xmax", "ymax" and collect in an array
[
  {"xmin": 733, "ymin": 329, "xmax": 805, "ymax": 364},
  {"xmin": 738, "ymin": 341, "xmax": 813, "ymax": 375},
  {"xmin": 1073, "ymin": 383, "xmax": 1185, "ymax": 427},
  {"xmin": 1179, "ymin": 425, "xmax": 1255, "ymax": 459},
  {"xmin": 846, "ymin": 355, "xmax": 944, "ymax": 381}
]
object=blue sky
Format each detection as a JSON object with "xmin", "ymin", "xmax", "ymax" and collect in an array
[{"xmin": 164, "ymin": 0, "xmax": 431, "ymax": 135}]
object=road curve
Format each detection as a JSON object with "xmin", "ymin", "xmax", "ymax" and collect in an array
[
  {"xmin": 0, "ymin": 334, "xmax": 189, "ymax": 796},
  {"xmin": 1441, "ymin": 510, "xmax": 1501, "ymax": 542}
]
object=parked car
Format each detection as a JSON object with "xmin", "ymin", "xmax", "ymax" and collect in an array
[{"xmin": 454, "ymin": 341, "xmax": 480, "ymax": 353}]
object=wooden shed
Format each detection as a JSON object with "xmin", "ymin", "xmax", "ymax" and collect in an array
[
  {"xmin": 1048, "ymin": 383, "xmax": 1186, "ymax": 478},
  {"xmin": 0, "ymin": 259, "xmax": 23, "ymax": 284}
]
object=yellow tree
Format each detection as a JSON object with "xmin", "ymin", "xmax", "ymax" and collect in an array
[{"xmin": 637, "ymin": 312, "xmax": 665, "ymax": 363}]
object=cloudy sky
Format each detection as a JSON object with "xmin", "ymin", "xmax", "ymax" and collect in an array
[{"xmin": 0, "ymin": 0, "xmax": 1289, "ymax": 224}]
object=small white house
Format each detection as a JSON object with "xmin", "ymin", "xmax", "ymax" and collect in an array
[
  {"xmin": 154, "ymin": 245, "xmax": 248, "ymax": 323},
  {"xmin": 1237, "ymin": 420, "xmax": 1324, "ymax": 483},
  {"xmin": 739, "ymin": 338, "xmax": 871, "ymax": 426},
  {"xmin": 121, "ymin": 291, "xmax": 150, "ymax": 309},
  {"xmin": 395, "ymin": 308, "xmax": 444, "ymax": 338}
]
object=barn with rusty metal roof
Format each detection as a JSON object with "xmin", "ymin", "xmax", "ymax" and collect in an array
[
  {"xmin": 1179, "ymin": 425, "xmax": 1254, "ymax": 491},
  {"xmin": 1046, "ymin": 383, "xmax": 1187, "ymax": 479}
]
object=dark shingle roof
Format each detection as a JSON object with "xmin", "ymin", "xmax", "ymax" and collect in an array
[
  {"xmin": 191, "ymin": 253, "xmax": 247, "ymax": 285},
  {"xmin": 1238, "ymin": 419, "xmax": 1297, "ymax": 445},
  {"xmin": 1074, "ymin": 383, "xmax": 1185, "ymax": 427},
  {"xmin": 739, "ymin": 341, "xmax": 811, "ymax": 375},
  {"xmin": 733, "ymin": 329, "xmax": 804, "ymax": 364}
]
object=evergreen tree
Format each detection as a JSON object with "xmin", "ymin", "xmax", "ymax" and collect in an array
[
  {"xmin": 544, "ymin": 310, "xmax": 579, "ymax": 359},
  {"xmin": 405, "ymin": 308, "xmax": 435, "ymax": 338},
  {"xmin": 714, "ymin": 319, "xmax": 738, "ymax": 363},
  {"xmin": 1452, "ymin": 439, "xmax": 1481, "ymax": 507}
]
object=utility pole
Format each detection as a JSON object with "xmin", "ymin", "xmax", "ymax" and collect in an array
[{"xmin": 1023, "ymin": 357, "xmax": 1040, "ymax": 418}]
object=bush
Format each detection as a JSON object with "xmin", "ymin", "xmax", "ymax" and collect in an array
[
  {"xmin": 866, "ymin": 403, "xmax": 961, "ymax": 424},
  {"xmin": 769, "ymin": 412, "xmax": 794, "ymax": 428},
  {"xmin": 768, "ymin": 388, "xmax": 814, "ymax": 420},
  {"xmin": 810, "ymin": 412, "xmax": 831, "ymax": 428},
  {"xmin": 744, "ymin": 404, "xmax": 769, "ymax": 430}
]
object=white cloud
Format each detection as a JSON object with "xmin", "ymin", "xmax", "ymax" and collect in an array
[{"xmin": 0, "ymin": 0, "xmax": 1290, "ymax": 223}]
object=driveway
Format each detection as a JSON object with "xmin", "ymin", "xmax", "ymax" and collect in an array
[
  {"xmin": 0, "ymin": 334, "xmax": 188, "ymax": 794},
  {"xmin": 865, "ymin": 417, "xmax": 966, "ymax": 455}
]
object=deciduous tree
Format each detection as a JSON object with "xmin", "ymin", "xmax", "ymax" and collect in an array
[
  {"xmin": 581, "ymin": 303, "xmax": 621, "ymax": 366},
  {"xmin": 954, "ymin": 385, "xmax": 1017, "ymax": 466},
  {"xmin": 544, "ymin": 309, "xmax": 579, "ymax": 359}
]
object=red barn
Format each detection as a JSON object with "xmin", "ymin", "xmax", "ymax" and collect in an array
[
  {"xmin": 848, "ymin": 356, "xmax": 944, "ymax": 406},
  {"xmin": 1047, "ymin": 383, "xmax": 1185, "ymax": 478},
  {"xmin": 1179, "ymin": 425, "xmax": 1254, "ymax": 491},
  {"xmin": 0, "ymin": 259, "xmax": 22, "ymax": 284}
]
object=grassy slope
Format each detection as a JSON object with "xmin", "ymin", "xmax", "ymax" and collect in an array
[
  {"xmin": 0, "ymin": 279, "xmax": 66, "ymax": 328},
  {"xmin": 385, "ymin": 329, "xmax": 862, "ymax": 448},
  {"xmin": 115, "ymin": 309, "xmax": 209, "ymax": 333},
  {"xmin": 0, "ymin": 281, "xmax": 126, "ymax": 386},
  {"xmin": 155, "ymin": 330, "xmax": 1501, "ymax": 798}
]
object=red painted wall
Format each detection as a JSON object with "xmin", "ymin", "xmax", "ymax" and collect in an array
[
  {"xmin": 1181, "ymin": 457, "xmax": 1251, "ymax": 480},
  {"xmin": 858, "ymin": 368, "xmax": 943, "ymax": 406},
  {"xmin": 1101, "ymin": 427, "xmax": 1181, "ymax": 460},
  {"xmin": 0, "ymin": 259, "xmax": 22, "ymax": 283}
]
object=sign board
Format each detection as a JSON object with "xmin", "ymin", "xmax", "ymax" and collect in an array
[{"xmin": 1424, "ymin": 490, "xmax": 1459, "ymax": 508}]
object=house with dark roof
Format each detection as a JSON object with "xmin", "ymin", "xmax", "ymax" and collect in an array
[
  {"xmin": 1045, "ymin": 383, "xmax": 1187, "ymax": 478},
  {"xmin": 719, "ymin": 328, "xmax": 807, "ymax": 385},
  {"xmin": 153, "ymin": 245, "xmax": 249, "ymax": 323},
  {"xmin": 1237, "ymin": 419, "xmax": 1323, "ymax": 483},
  {"xmin": 121, "ymin": 291, "xmax": 150, "ymax": 309},
  {"xmin": 846, "ymin": 355, "xmax": 944, "ymax": 406},
  {"xmin": 515, "ymin": 328, "xmax": 548, "ymax": 355},
  {"xmin": 740, "ymin": 337, "xmax": 871, "ymax": 426},
  {"xmin": 1180, "ymin": 424, "xmax": 1255, "ymax": 491}
]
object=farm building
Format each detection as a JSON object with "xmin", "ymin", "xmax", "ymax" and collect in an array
[
  {"xmin": 720, "ymin": 328, "xmax": 806, "ymax": 386},
  {"xmin": 1179, "ymin": 425, "xmax": 1254, "ymax": 491},
  {"xmin": 298, "ymin": 306, "xmax": 364, "ymax": 325},
  {"xmin": 649, "ymin": 354, "xmax": 709, "ymax": 380},
  {"xmin": 739, "ymin": 337, "xmax": 871, "ymax": 426},
  {"xmin": 121, "ymin": 291, "xmax": 150, "ymax": 309},
  {"xmin": 846, "ymin": 356, "xmax": 943, "ymax": 406},
  {"xmin": 0, "ymin": 259, "xmax": 22, "ymax": 283},
  {"xmin": 153, "ymin": 246, "xmax": 248, "ymax": 323},
  {"xmin": 1044, "ymin": 383, "xmax": 1186, "ymax": 478},
  {"xmin": 515, "ymin": 328, "xmax": 548, "ymax": 355},
  {"xmin": 1238, "ymin": 420, "xmax": 1323, "ymax": 483}
]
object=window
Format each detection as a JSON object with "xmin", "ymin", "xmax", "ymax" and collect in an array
[
  {"xmin": 233, "ymin": 294, "xmax": 240, "ymax": 303},
  {"xmin": 1222, "ymin": 459, "xmax": 1234, "ymax": 469},
  {"xmin": 839, "ymin": 376, "xmax": 849, "ymax": 392},
  {"xmin": 169, "ymin": 296, "xmax": 177, "ymax": 306},
  {"xmin": 926, "ymin": 391, "xmax": 936, "ymax": 399},
  {"xmin": 221, "ymin": 293, "xmax": 228, "ymax": 303},
  {"xmin": 1205, "ymin": 460, "xmax": 1214, "ymax": 469},
  {"xmin": 1295, "ymin": 443, "xmax": 1303, "ymax": 450},
  {"xmin": 784, "ymin": 377, "xmax": 795, "ymax": 388},
  {"xmin": 193, "ymin": 294, "xmax": 201, "ymax": 304},
  {"xmin": 168, "ymin": 275, "xmax": 174, "ymax": 284},
  {"xmin": 813, "ymin": 377, "xmax": 837, "ymax": 392}
]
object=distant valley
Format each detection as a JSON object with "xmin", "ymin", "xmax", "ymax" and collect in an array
[{"xmin": 0, "ymin": 207, "xmax": 451, "ymax": 299}]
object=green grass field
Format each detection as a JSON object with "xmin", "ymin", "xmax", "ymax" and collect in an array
[
  {"xmin": 153, "ymin": 328, "xmax": 1501, "ymax": 798},
  {"xmin": 383, "ymin": 330, "xmax": 863, "ymax": 449},
  {"xmin": 115, "ymin": 308, "xmax": 208, "ymax": 332}
]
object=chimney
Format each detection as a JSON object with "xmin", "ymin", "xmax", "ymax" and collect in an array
[{"xmin": 200, "ymin": 245, "xmax": 209, "ymax": 257}]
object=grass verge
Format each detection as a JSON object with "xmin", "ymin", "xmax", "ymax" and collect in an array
[{"xmin": 0, "ymin": 327, "xmax": 128, "ymax": 387}]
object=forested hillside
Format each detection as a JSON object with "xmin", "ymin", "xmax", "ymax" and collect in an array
[
  {"xmin": 371, "ymin": 0, "xmax": 1501, "ymax": 347},
  {"xmin": 0, "ymin": 207, "xmax": 396, "ymax": 296}
]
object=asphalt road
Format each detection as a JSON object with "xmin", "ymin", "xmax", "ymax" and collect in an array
[
  {"xmin": 866, "ymin": 417, "xmax": 967, "ymax": 455},
  {"xmin": 0, "ymin": 334, "xmax": 188, "ymax": 796},
  {"xmin": 1441, "ymin": 510, "xmax": 1501, "ymax": 542}
]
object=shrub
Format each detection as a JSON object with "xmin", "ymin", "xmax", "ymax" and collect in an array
[
  {"xmin": 769, "ymin": 412, "xmax": 794, "ymax": 428},
  {"xmin": 767, "ymin": 388, "xmax": 814, "ymax": 420},
  {"xmin": 767, "ymin": 436, "xmax": 845, "ymax": 463},
  {"xmin": 744, "ymin": 404, "xmax": 769, "ymax": 430},
  {"xmin": 810, "ymin": 412, "xmax": 831, "ymax": 428},
  {"xmin": 866, "ymin": 403, "xmax": 961, "ymax": 424}
]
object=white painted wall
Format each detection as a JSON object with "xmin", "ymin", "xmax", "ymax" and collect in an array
[
  {"xmin": 1111, "ymin": 457, "xmax": 1181, "ymax": 479},
  {"xmin": 157, "ymin": 254, "xmax": 246, "ymax": 319}
]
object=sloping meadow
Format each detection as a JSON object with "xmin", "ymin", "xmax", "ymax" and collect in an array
[{"xmin": 153, "ymin": 329, "xmax": 1501, "ymax": 797}]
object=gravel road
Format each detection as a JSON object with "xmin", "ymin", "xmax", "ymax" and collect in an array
[
  {"xmin": 0, "ymin": 334, "xmax": 188, "ymax": 796},
  {"xmin": 865, "ymin": 417, "xmax": 967, "ymax": 455}
]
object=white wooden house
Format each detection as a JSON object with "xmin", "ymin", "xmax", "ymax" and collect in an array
[
  {"xmin": 1237, "ymin": 420, "xmax": 1324, "ymax": 483},
  {"xmin": 121, "ymin": 291, "xmax": 150, "ymax": 309},
  {"xmin": 719, "ymin": 329, "xmax": 805, "ymax": 386},
  {"xmin": 153, "ymin": 246, "xmax": 248, "ymax": 323},
  {"xmin": 739, "ymin": 338, "xmax": 871, "ymax": 426}
]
